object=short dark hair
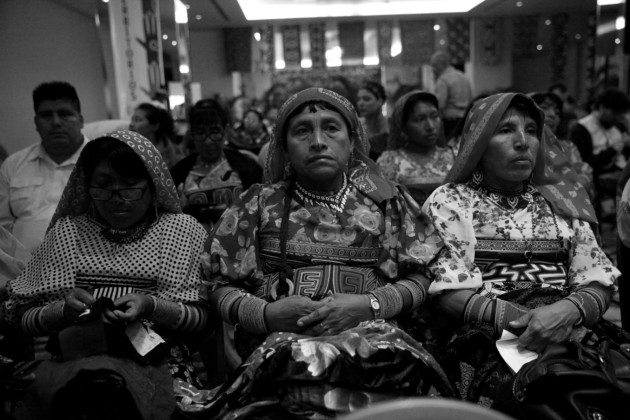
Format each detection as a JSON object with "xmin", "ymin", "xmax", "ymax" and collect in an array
[
  {"xmin": 81, "ymin": 137, "xmax": 153, "ymax": 190},
  {"xmin": 33, "ymin": 81, "xmax": 81, "ymax": 113},
  {"xmin": 190, "ymin": 99, "xmax": 228, "ymax": 129},
  {"xmin": 596, "ymin": 88, "xmax": 630, "ymax": 113},
  {"xmin": 134, "ymin": 103, "xmax": 174, "ymax": 142},
  {"xmin": 402, "ymin": 92, "xmax": 439, "ymax": 124},
  {"xmin": 530, "ymin": 92, "xmax": 563, "ymax": 113},
  {"xmin": 360, "ymin": 80, "xmax": 387, "ymax": 101}
]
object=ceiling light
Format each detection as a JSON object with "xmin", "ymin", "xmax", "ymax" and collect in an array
[
  {"xmin": 162, "ymin": 34, "xmax": 168, "ymax": 40},
  {"xmin": 433, "ymin": 24, "xmax": 440, "ymax": 31},
  {"xmin": 195, "ymin": 14, "xmax": 202, "ymax": 20},
  {"xmin": 516, "ymin": 1, "xmax": 523, "ymax": 7},
  {"xmin": 598, "ymin": 0, "xmax": 625, "ymax": 5},
  {"xmin": 237, "ymin": 0, "xmax": 485, "ymax": 20},
  {"xmin": 175, "ymin": 0, "xmax": 188, "ymax": 24}
]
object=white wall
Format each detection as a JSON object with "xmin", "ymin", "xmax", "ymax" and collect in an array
[{"xmin": 0, "ymin": 0, "xmax": 110, "ymax": 154}]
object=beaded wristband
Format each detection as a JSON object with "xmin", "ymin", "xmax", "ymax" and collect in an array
[
  {"xmin": 371, "ymin": 285, "xmax": 404, "ymax": 320},
  {"xmin": 564, "ymin": 287, "xmax": 607, "ymax": 327},
  {"xmin": 396, "ymin": 278, "xmax": 427, "ymax": 311},
  {"xmin": 218, "ymin": 289, "xmax": 245, "ymax": 325},
  {"xmin": 151, "ymin": 296, "xmax": 183, "ymax": 329},
  {"xmin": 463, "ymin": 294, "xmax": 491, "ymax": 325},
  {"xmin": 237, "ymin": 295, "xmax": 269, "ymax": 334},
  {"xmin": 493, "ymin": 299, "xmax": 529, "ymax": 335}
]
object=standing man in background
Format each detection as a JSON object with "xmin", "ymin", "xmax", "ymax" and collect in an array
[
  {"xmin": 430, "ymin": 50, "xmax": 473, "ymax": 140},
  {"xmin": 0, "ymin": 81, "xmax": 88, "ymax": 254}
]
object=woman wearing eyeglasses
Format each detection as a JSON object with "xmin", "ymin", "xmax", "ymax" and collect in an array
[
  {"xmin": 3, "ymin": 130, "xmax": 209, "ymax": 414},
  {"xmin": 170, "ymin": 99, "xmax": 262, "ymax": 232}
]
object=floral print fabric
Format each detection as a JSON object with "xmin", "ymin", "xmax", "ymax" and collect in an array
[
  {"xmin": 424, "ymin": 182, "xmax": 619, "ymax": 295},
  {"xmin": 205, "ymin": 174, "xmax": 442, "ymax": 293},
  {"xmin": 377, "ymin": 147, "xmax": 455, "ymax": 206},
  {"xmin": 177, "ymin": 321, "xmax": 454, "ymax": 418}
]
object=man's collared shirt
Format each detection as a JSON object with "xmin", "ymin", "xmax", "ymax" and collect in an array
[{"xmin": 0, "ymin": 136, "xmax": 88, "ymax": 253}]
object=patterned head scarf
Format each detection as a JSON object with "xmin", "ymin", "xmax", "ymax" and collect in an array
[
  {"xmin": 50, "ymin": 130, "xmax": 181, "ymax": 229},
  {"xmin": 388, "ymin": 90, "xmax": 439, "ymax": 150},
  {"xmin": 264, "ymin": 87, "xmax": 371, "ymax": 184},
  {"xmin": 446, "ymin": 92, "xmax": 597, "ymax": 224}
]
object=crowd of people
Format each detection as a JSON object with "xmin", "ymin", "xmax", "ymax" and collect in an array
[{"xmin": 1, "ymin": 48, "xmax": 630, "ymax": 419}]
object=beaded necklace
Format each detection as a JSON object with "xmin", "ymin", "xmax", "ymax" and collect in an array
[
  {"xmin": 89, "ymin": 208, "xmax": 159, "ymax": 245},
  {"xmin": 295, "ymin": 173, "xmax": 350, "ymax": 213}
]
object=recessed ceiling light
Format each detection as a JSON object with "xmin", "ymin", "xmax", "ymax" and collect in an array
[{"xmin": 195, "ymin": 14, "xmax": 202, "ymax": 20}]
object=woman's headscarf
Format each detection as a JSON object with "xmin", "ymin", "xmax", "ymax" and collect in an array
[
  {"xmin": 50, "ymin": 130, "xmax": 181, "ymax": 228},
  {"xmin": 388, "ymin": 90, "xmax": 439, "ymax": 150},
  {"xmin": 264, "ymin": 87, "xmax": 397, "ymax": 203},
  {"xmin": 446, "ymin": 92, "xmax": 597, "ymax": 224}
]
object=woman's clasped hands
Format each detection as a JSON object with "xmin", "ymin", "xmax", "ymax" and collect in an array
[{"xmin": 264, "ymin": 293, "xmax": 373, "ymax": 336}]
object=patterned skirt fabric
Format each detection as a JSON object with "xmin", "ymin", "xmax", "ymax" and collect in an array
[
  {"xmin": 176, "ymin": 320, "xmax": 455, "ymax": 419},
  {"xmin": 427, "ymin": 287, "xmax": 630, "ymax": 419}
]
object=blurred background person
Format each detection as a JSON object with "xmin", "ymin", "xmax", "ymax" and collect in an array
[
  {"xmin": 129, "ymin": 103, "xmax": 185, "ymax": 169},
  {"xmin": 357, "ymin": 80, "xmax": 389, "ymax": 161},
  {"xmin": 170, "ymin": 99, "xmax": 262, "ymax": 232},
  {"xmin": 377, "ymin": 91, "xmax": 455, "ymax": 206},
  {"xmin": 430, "ymin": 50, "xmax": 473, "ymax": 141}
]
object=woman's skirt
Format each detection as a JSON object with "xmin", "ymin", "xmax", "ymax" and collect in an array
[{"xmin": 175, "ymin": 320, "xmax": 455, "ymax": 419}]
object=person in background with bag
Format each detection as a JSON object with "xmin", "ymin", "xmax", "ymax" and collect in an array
[
  {"xmin": 179, "ymin": 87, "xmax": 454, "ymax": 419},
  {"xmin": 3, "ymin": 130, "xmax": 209, "ymax": 418},
  {"xmin": 423, "ymin": 93, "xmax": 622, "ymax": 417}
]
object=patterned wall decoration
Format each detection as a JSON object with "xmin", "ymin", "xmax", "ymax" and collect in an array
[
  {"xmin": 446, "ymin": 18, "xmax": 470, "ymax": 64},
  {"xmin": 585, "ymin": 12, "xmax": 598, "ymax": 100},
  {"xmin": 281, "ymin": 24, "xmax": 301, "ymax": 67},
  {"xmin": 400, "ymin": 19, "xmax": 435, "ymax": 64},
  {"xmin": 481, "ymin": 18, "xmax": 501, "ymax": 66},
  {"xmin": 513, "ymin": 15, "xmax": 539, "ymax": 59},
  {"xmin": 550, "ymin": 14, "xmax": 569, "ymax": 85},
  {"xmin": 272, "ymin": 66, "xmax": 381, "ymax": 94},
  {"xmin": 339, "ymin": 21, "xmax": 365, "ymax": 62},
  {"xmin": 223, "ymin": 27, "xmax": 252, "ymax": 72},
  {"xmin": 256, "ymin": 25, "xmax": 274, "ymax": 74},
  {"xmin": 377, "ymin": 20, "xmax": 394, "ymax": 65},
  {"xmin": 309, "ymin": 23, "xmax": 326, "ymax": 69}
]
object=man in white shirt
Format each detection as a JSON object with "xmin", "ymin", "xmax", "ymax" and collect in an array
[
  {"xmin": 430, "ymin": 50, "xmax": 473, "ymax": 140},
  {"xmin": 0, "ymin": 81, "xmax": 88, "ymax": 253}
]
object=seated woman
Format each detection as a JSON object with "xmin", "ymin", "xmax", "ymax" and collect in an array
[
  {"xmin": 226, "ymin": 108, "xmax": 271, "ymax": 157},
  {"xmin": 129, "ymin": 102, "xmax": 185, "ymax": 168},
  {"xmin": 181, "ymin": 88, "xmax": 453, "ymax": 418},
  {"xmin": 170, "ymin": 99, "xmax": 262, "ymax": 232},
  {"xmin": 530, "ymin": 91, "xmax": 594, "ymax": 197},
  {"xmin": 3, "ymin": 131, "xmax": 208, "ymax": 411},
  {"xmin": 377, "ymin": 91, "xmax": 455, "ymax": 206},
  {"xmin": 423, "ymin": 93, "xmax": 620, "ymax": 415},
  {"xmin": 357, "ymin": 80, "xmax": 389, "ymax": 161}
]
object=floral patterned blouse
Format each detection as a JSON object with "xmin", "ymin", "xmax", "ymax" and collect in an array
[
  {"xmin": 377, "ymin": 147, "xmax": 455, "ymax": 206},
  {"xmin": 204, "ymin": 181, "xmax": 442, "ymax": 298},
  {"xmin": 423, "ymin": 182, "xmax": 619, "ymax": 295}
]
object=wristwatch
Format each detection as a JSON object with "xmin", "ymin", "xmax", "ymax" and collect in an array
[{"xmin": 368, "ymin": 293, "xmax": 381, "ymax": 319}]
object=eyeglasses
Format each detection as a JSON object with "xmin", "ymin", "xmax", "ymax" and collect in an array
[
  {"xmin": 192, "ymin": 125, "xmax": 224, "ymax": 138},
  {"xmin": 88, "ymin": 186, "xmax": 147, "ymax": 201}
]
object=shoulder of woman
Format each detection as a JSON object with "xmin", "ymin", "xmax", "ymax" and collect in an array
[{"xmin": 424, "ymin": 182, "xmax": 470, "ymax": 207}]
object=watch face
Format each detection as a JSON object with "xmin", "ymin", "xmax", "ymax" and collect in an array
[{"xmin": 371, "ymin": 297, "xmax": 380, "ymax": 310}]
